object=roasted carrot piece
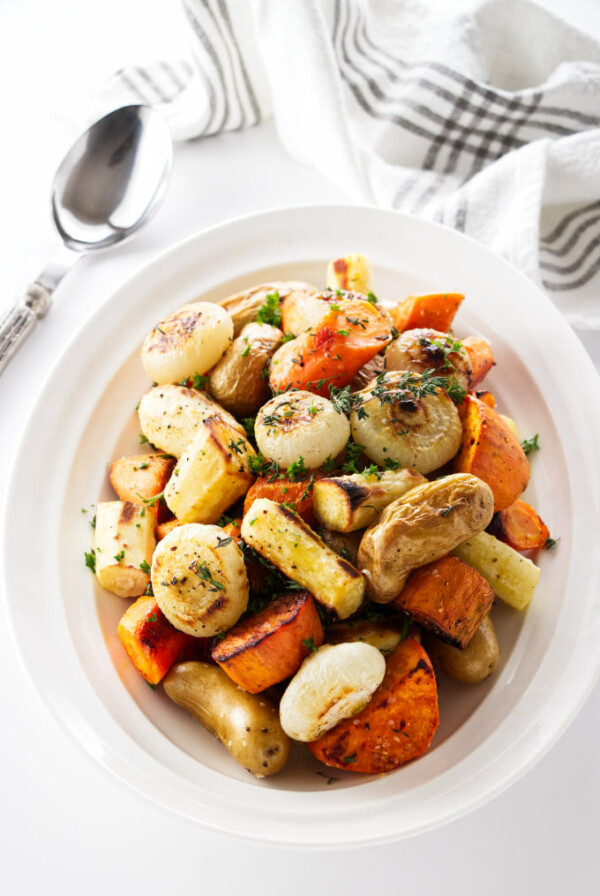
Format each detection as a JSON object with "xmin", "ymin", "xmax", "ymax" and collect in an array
[
  {"xmin": 462, "ymin": 336, "xmax": 495, "ymax": 387},
  {"xmin": 117, "ymin": 596, "xmax": 195, "ymax": 685},
  {"xmin": 453, "ymin": 394, "xmax": 529, "ymax": 511},
  {"xmin": 308, "ymin": 637, "xmax": 439, "ymax": 773},
  {"xmin": 109, "ymin": 453, "xmax": 175, "ymax": 523},
  {"xmin": 473, "ymin": 389, "xmax": 495, "ymax": 408},
  {"xmin": 269, "ymin": 298, "xmax": 393, "ymax": 396},
  {"xmin": 394, "ymin": 555, "xmax": 495, "ymax": 648},
  {"xmin": 488, "ymin": 499, "xmax": 550, "ymax": 552},
  {"xmin": 243, "ymin": 475, "xmax": 318, "ymax": 524},
  {"xmin": 390, "ymin": 293, "xmax": 463, "ymax": 334},
  {"xmin": 155, "ymin": 518, "xmax": 182, "ymax": 541},
  {"xmin": 212, "ymin": 590, "xmax": 324, "ymax": 693}
]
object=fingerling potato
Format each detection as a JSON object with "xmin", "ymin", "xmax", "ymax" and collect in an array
[{"xmin": 163, "ymin": 661, "xmax": 290, "ymax": 776}]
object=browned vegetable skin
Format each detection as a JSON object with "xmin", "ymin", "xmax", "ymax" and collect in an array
[
  {"xmin": 218, "ymin": 281, "xmax": 319, "ymax": 336},
  {"xmin": 208, "ymin": 322, "xmax": 283, "ymax": 417},
  {"xmin": 384, "ymin": 327, "xmax": 473, "ymax": 392},
  {"xmin": 163, "ymin": 661, "xmax": 291, "ymax": 776},
  {"xmin": 358, "ymin": 474, "xmax": 494, "ymax": 603}
]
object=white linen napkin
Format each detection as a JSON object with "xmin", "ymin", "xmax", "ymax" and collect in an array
[{"xmin": 83, "ymin": 0, "xmax": 600, "ymax": 328}]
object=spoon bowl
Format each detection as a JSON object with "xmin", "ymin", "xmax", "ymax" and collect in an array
[
  {"xmin": 0, "ymin": 104, "xmax": 173, "ymax": 374},
  {"xmin": 53, "ymin": 105, "xmax": 172, "ymax": 251}
]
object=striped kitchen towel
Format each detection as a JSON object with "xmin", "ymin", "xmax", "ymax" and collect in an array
[{"xmin": 88, "ymin": 0, "xmax": 600, "ymax": 327}]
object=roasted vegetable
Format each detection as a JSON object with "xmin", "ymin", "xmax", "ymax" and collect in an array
[
  {"xmin": 358, "ymin": 473, "xmax": 494, "ymax": 603},
  {"xmin": 307, "ymin": 637, "xmax": 439, "ymax": 772},
  {"xmin": 350, "ymin": 371, "xmax": 462, "ymax": 474},
  {"xmin": 453, "ymin": 394, "xmax": 530, "ymax": 511},
  {"xmin": 244, "ymin": 473, "xmax": 320, "ymax": 525},
  {"xmin": 117, "ymin": 596, "xmax": 194, "ymax": 684},
  {"xmin": 394, "ymin": 555, "xmax": 495, "ymax": 647},
  {"xmin": 453, "ymin": 531, "xmax": 541, "ymax": 610},
  {"xmin": 164, "ymin": 417, "xmax": 256, "ymax": 524},
  {"xmin": 254, "ymin": 391, "xmax": 349, "ymax": 470},
  {"xmin": 218, "ymin": 281, "xmax": 318, "ymax": 336},
  {"xmin": 326, "ymin": 253, "xmax": 372, "ymax": 294},
  {"xmin": 138, "ymin": 384, "xmax": 244, "ymax": 458},
  {"xmin": 462, "ymin": 336, "xmax": 495, "ymax": 387},
  {"xmin": 155, "ymin": 518, "xmax": 182, "ymax": 541},
  {"xmin": 109, "ymin": 453, "xmax": 175, "ymax": 523},
  {"xmin": 141, "ymin": 301, "xmax": 233, "ymax": 384},
  {"xmin": 312, "ymin": 467, "xmax": 425, "ymax": 533},
  {"xmin": 163, "ymin": 661, "xmax": 290, "ymax": 776},
  {"xmin": 423, "ymin": 614, "xmax": 499, "ymax": 683},
  {"xmin": 325, "ymin": 617, "xmax": 409, "ymax": 654},
  {"xmin": 280, "ymin": 290, "xmax": 335, "ymax": 335},
  {"xmin": 390, "ymin": 292, "xmax": 463, "ymax": 334},
  {"xmin": 385, "ymin": 328, "xmax": 473, "ymax": 391},
  {"xmin": 279, "ymin": 642, "xmax": 386, "ymax": 741},
  {"xmin": 95, "ymin": 501, "xmax": 156, "ymax": 597},
  {"xmin": 317, "ymin": 527, "xmax": 363, "ymax": 567},
  {"xmin": 208, "ymin": 322, "xmax": 283, "ymax": 417},
  {"xmin": 269, "ymin": 298, "xmax": 393, "ymax": 396},
  {"xmin": 152, "ymin": 523, "xmax": 249, "ymax": 636},
  {"xmin": 212, "ymin": 590, "xmax": 324, "ymax": 693},
  {"xmin": 487, "ymin": 499, "xmax": 550, "ymax": 551},
  {"xmin": 241, "ymin": 498, "xmax": 365, "ymax": 619}
]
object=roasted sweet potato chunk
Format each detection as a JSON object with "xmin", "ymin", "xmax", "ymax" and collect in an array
[
  {"xmin": 212, "ymin": 590, "xmax": 324, "ymax": 693},
  {"xmin": 453, "ymin": 394, "xmax": 530, "ymax": 511},
  {"xmin": 243, "ymin": 474, "xmax": 318, "ymax": 524},
  {"xmin": 308, "ymin": 637, "xmax": 439, "ymax": 773},
  {"xmin": 394, "ymin": 555, "xmax": 495, "ymax": 648},
  {"xmin": 117, "ymin": 596, "xmax": 195, "ymax": 685},
  {"xmin": 488, "ymin": 499, "xmax": 550, "ymax": 551},
  {"xmin": 462, "ymin": 336, "xmax": 495, "ymax": 387}
]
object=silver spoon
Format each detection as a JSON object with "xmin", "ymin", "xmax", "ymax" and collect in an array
[{"xmin": 0, "ymin": 104, "xmax": 172, "ymax": 375}]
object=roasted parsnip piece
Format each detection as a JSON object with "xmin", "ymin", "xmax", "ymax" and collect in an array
[
  {"xmin": 312, "ymin": 467, "xmax": 426, "ymax": 533},
  {"xmin": 326, "ymin": 253, "xmax": 371, "ymax": 294},
  {"xmin": 95, "ymin": 501, "xmax": 155, "ymax": 597},
  {"xmin": 453, "ymin": 531, "xmax": 541, "ymax": 610},
  {"xmin": 164, "ymin": 418, "xmax": 256, "ymax": 524},
  {"xmin": 138, "ymin": 384, "xmax": 244, "ymax": 458},
  {"xmin": 241, "ymin": 498, "xmax": 365, "ymax": 619}
]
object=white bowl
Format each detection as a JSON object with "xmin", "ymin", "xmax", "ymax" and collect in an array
[{"xmin": 4, "ymin": 205, "xmax": 600, "ymax": 847}]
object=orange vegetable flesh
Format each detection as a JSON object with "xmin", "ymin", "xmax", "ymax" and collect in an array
[
  {"xmin": 269, "ymin": 299, "xmax": 392, "ymax": 396},
  {"xmin": 212, "ymin": 591, "xmax": 324, "ymax": 693},
  {"xmin": 243, "ymin": 474, "xmax": 319, "ymax": 524},
  {"xmin": 109, "ymin": 453, "xmax": 175, "ymax": 523},
  {"xmin": 390, "ymin": 293, "xmax": 463, "ymax": 334},
  {"xmin": 155, "ymin": 518, "xmax": 182, "ymax": 541},
  {"xmin": 473, "ymin": 390, "xmax": 495, "ymax": 408},
  {"xmin": 118, "ymin": 596, "xmax": 195, "ymax": 685},
  {"xmin": 453, "ymin": 394, "xmax": 530, "ymax": 512},
  {"xmin": 462, "ymin": 336, "xmax": 495, "ymax": 388},
  {"xmin": 488, "ymin": 499, "xmax": 550, "ymax": 551},
  {"xmin": 308, "ymin": 637, "xmax": 439, "ymax": 773},
  {"xmin": 394, "ymin": 555, "xmax": 495, "ymax": 648}
]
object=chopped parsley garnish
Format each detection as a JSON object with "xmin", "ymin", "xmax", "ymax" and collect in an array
[
  {"xmin": 280, "ymin": 331, "xmax": 296, "ymax": 344},
  {"xmin": 139, "ymin": 433, "xmax": 149, "ymax": 444},
  {"xmin": 521, "ymin": 434, "xmax": 540, "ymax": 455},
  {"xmin": 545, "ymin": 536, "xmax": 559, "ymax": 550},
  {"xmin": 322, "ymin": 454, "xmax": 336, "ymax": 472},
  {"xmin": 366, "ymin": 291, "xmax": 378, "ymax": 304},
  {"xmin": 147, "ymin": 612, "xmax": 157, "ymax": 623},
  {"xmin": 343, "ymin": 753, "xmax": 357, "ymax": 764},
  {"xmin": 240, "ymin": 340, "xmax": 251, "ymax": 357},
  {"xmin": 256, "ymin": 290, "xmax": 281, "ymax": 327},
  {"xmin": 341, "ymin": 441, "xmax": 365, "ymax": 474},
  {"xmin": 242, "ymin": 416, "xmax": 256, "ymax": 440},
  {"xmin": 114, "ymin": 550, "xmax": 125, "ymax": 562},
  {"xmin": 301, "ymin": 637, "xmax": 319, "ymax": 653},
  {"xmin": 139, "ymin": 560, "xmax": 151, "ymax": 574},
  {"xmin": 361, "ymin": 464, "xmax": 381, "ymax": 479},
  {"xmin": 84, "ymin": 549, "xmax": 96, "ymax": 573},
  {"xmin": 287, "ymin": 456, "xmax": 308, "ymax": 479}
]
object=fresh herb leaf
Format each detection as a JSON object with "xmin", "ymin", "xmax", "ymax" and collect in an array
[
  {"xmin": 191, "ymin": 561, "xmax": 224, "ymax": 592},
  {"xmin": 341, "ymin": 441, "xmax": 365, "ymax": 474},
  {"xmin": 84, "ymin": 549, "xmax": 96, "ymax": 573},
  {"xmin": 139, "ymin": 433, "xmax": 149, "ymax": 444},
  {"xmin": 301, "ymin": 637, "xmax": 318, "ymax": 653},
  {"xmin": 139, "ymin": 560, "xmax": 151, "ymax": 574},
  {"xmin": 256, "ymin": 290, "xmax": 281, "ymax": 327},
  {"xmin": 114, "ymin": 549, "xmax": 125, "ymax": 562},
  {"xmin": 215, "ymin": 535, "xmax": 233, "ymax": 548},
  {"xmin": 545, "ymin": 536, "xmax": 559, "ymax": 550},
  {"xmin": 521, "ymin": 434, "xmax": 540, "ymax": 455},
  {"xmin": 242, "ymin": 416, "xmax": 256, "ymax": 440},
  {"xmin": 366, "ymin": 291, "xmax": 378, "ymax": 304},
  {"xmin": 322, "ymin": 454, "xmax": 336, "ymax": 472},
  {"xmin": 287, "ymin": 456, "xmax": 308, "ymax": 480},
  {"xmin": 240, "ymin": 340, "xmax": 251, "ymax": 357},
  {"xmin": 343, "ymin": 753, "xmax": 357, "ymax": 764}
]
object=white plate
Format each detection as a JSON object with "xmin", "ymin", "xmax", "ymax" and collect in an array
[{"xmin": 4, "ymin": 205, "xmax": 600, "ymax": 847}]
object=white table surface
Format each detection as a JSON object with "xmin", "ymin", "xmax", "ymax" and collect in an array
[{"xmin": 1, "ymin": 1, "xmax": 598, "ymax": 893}]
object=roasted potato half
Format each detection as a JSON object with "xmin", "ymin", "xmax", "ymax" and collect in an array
[
  {"xmin": 208, "ymin": 322, "xmax": 283, "ymax": 417},
  {"xmin": 358, "ymin": 473, "xmax": 494, "ymax": 603}
]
